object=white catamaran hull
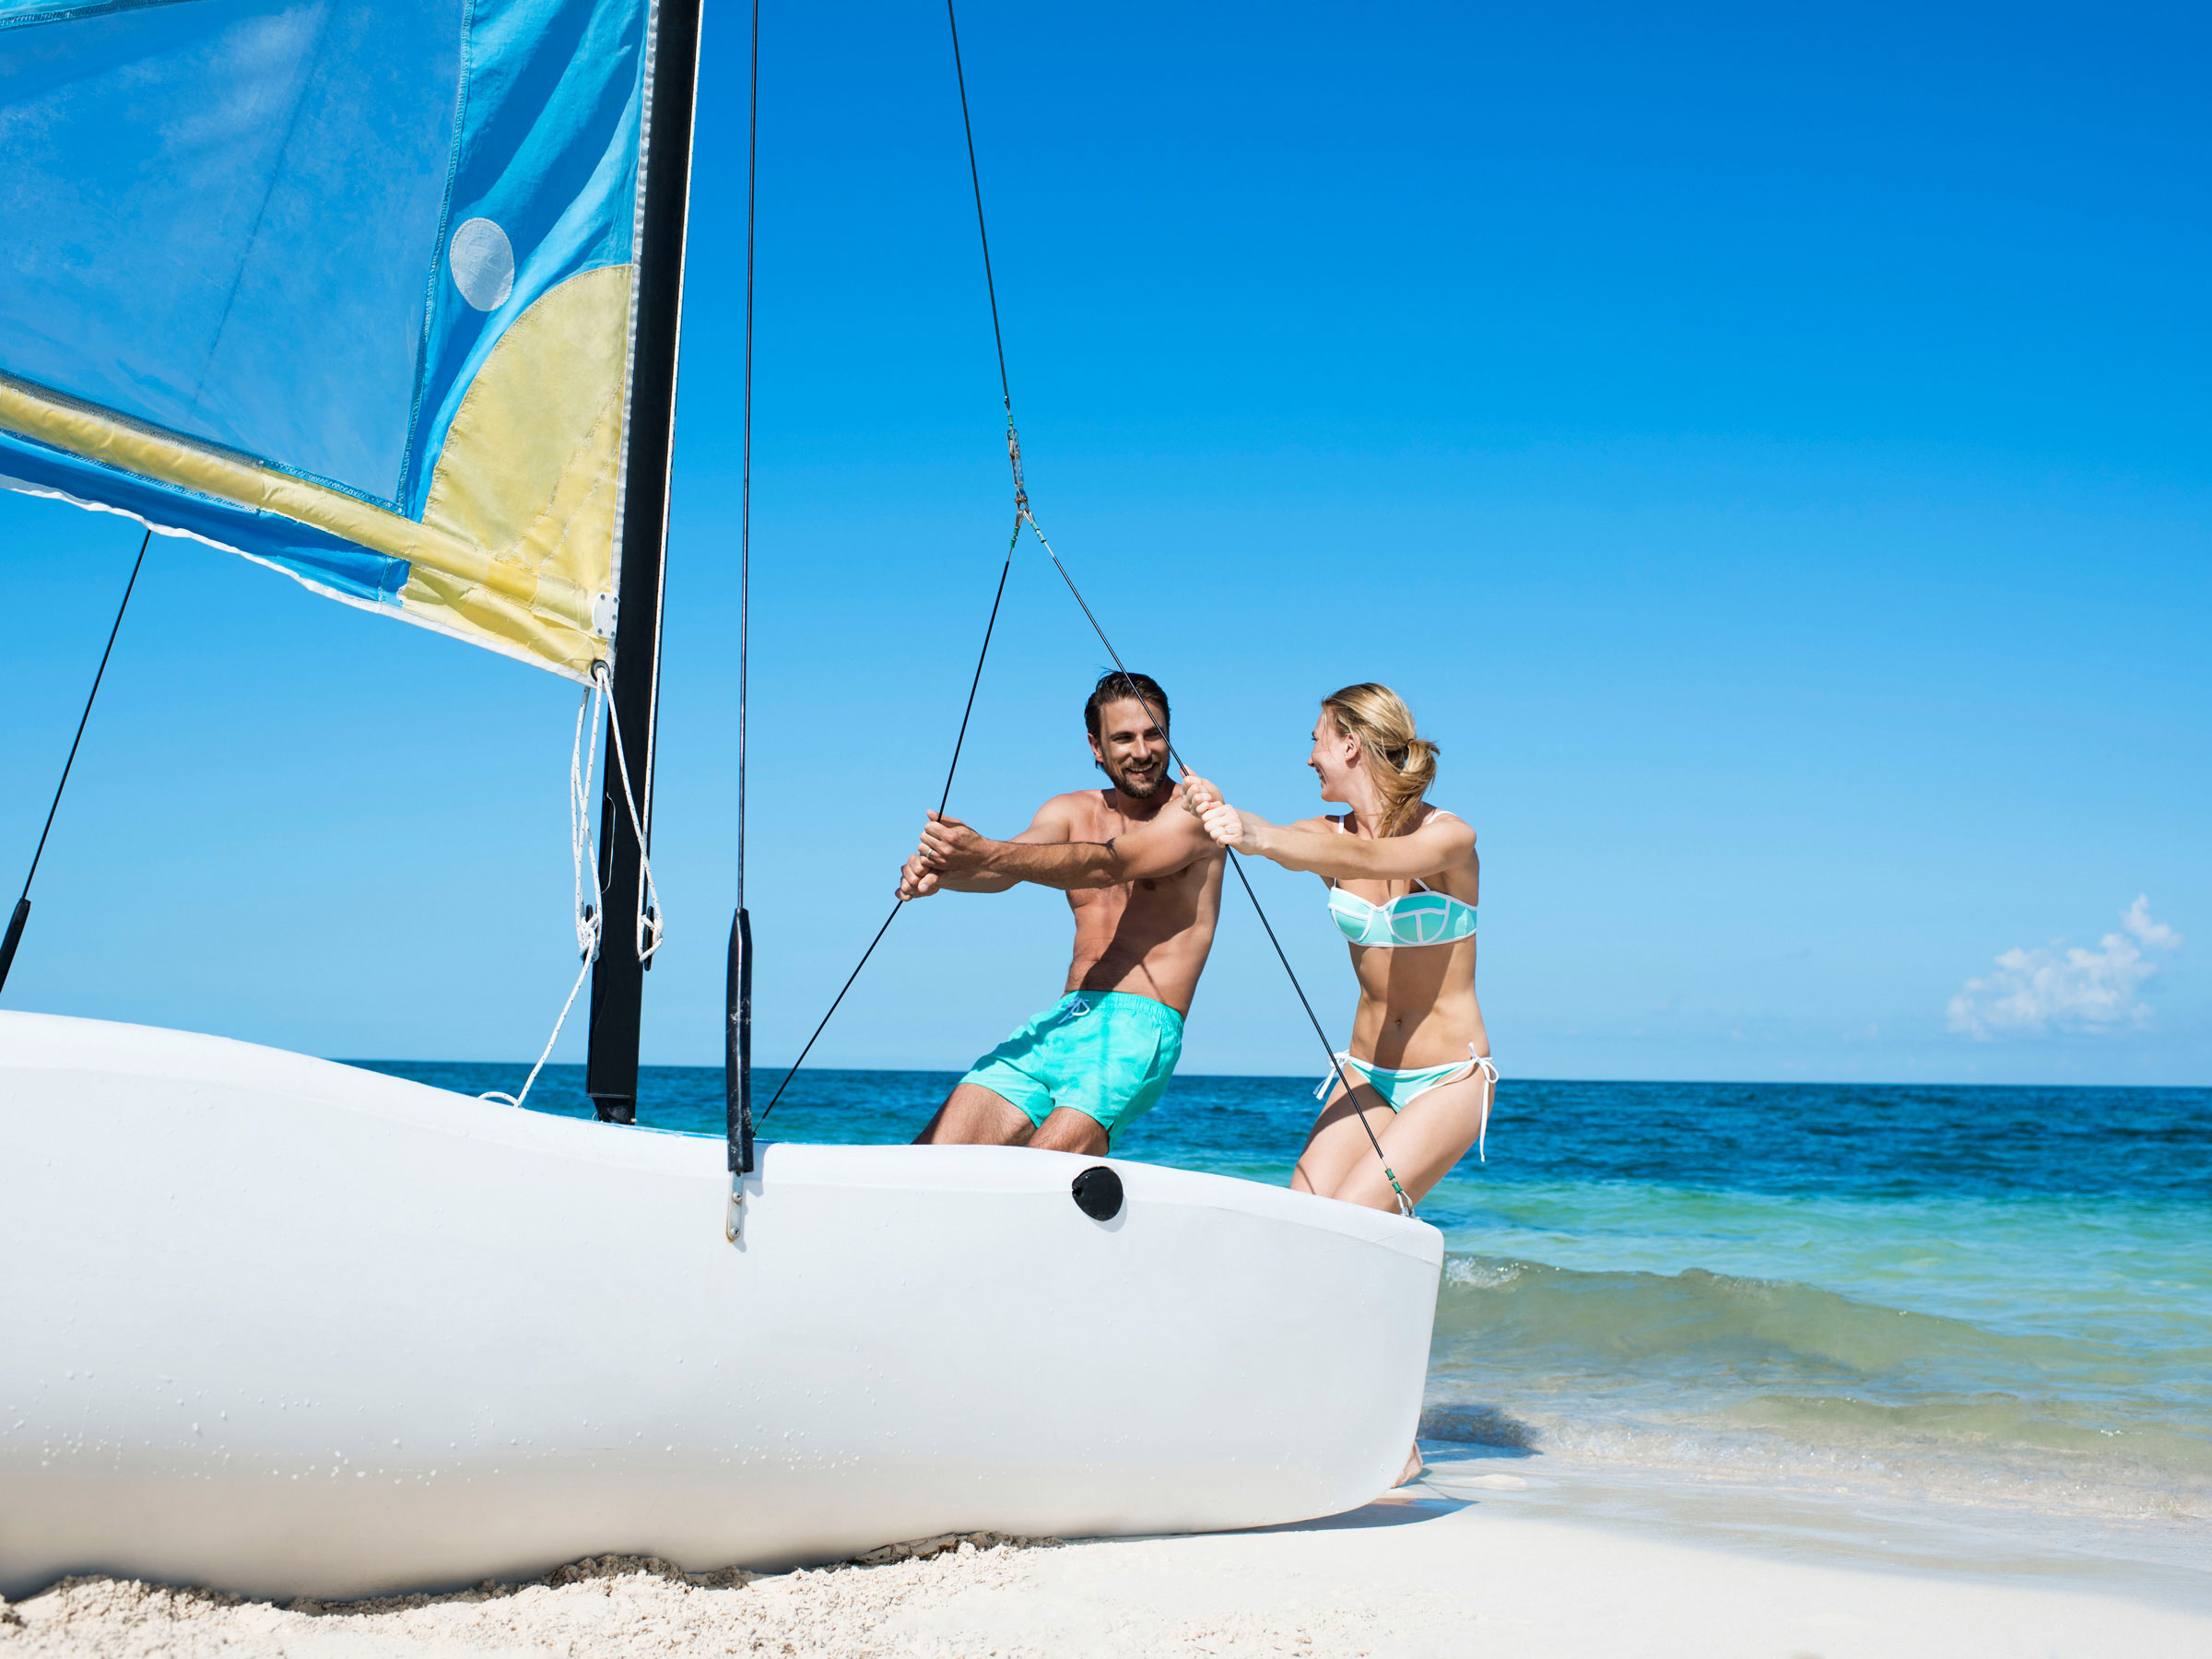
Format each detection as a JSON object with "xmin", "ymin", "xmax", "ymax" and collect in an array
[{"xmin": 1, "ymin": 1012, "xmax": 1441, "ymax": 1599}]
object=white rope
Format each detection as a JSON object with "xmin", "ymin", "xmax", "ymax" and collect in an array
[
  {"xmin": 569, "ymin": 671, "xmax": 606, "ymax": 959},
  {"xmin": 484, "ymin": 674, "xmax": 607, "ymax": 1112},
  {"xmin": 595, "ymin": 659, "xmax": 665, "ymax": 963}
]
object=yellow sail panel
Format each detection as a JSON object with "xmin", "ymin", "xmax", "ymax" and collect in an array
[
  {"xmin": 409, "ymin": 265, "xmax": 633, "ymax": 677},
  {"xmin": 0, "ymin": 265, "xmax": 628, "ymax": 680},
  {"xmin": 0, "ymin": 0, "xmax": 652, "ymax": 684}
]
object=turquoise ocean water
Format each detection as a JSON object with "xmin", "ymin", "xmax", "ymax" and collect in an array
[{"xmin": 358, "ymin": 1062, "xmax": 2211, "ymax": 1525}]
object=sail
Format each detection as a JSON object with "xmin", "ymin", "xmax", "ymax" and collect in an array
[{"xmin": 0, "ymin": 0, "xmax": 664, "ymax": 682}]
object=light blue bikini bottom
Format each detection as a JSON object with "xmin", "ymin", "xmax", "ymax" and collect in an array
[{"xmin": 1317, "ymin": 1046, "xmax": 1500, "ymax": 1160}]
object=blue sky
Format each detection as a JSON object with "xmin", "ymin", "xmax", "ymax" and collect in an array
[{"xmin": 3, "ymin": 0, "xmax": 2206, "ymax": 1084}]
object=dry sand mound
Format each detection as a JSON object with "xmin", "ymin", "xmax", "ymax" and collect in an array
[
  {"xmin": 1, "ymin": 1539, "xmax": 1033, "ymax": 1659},
  {"xmin": 0, "ymin": 1535, "xmax": 1364, "ymax": 1659}
]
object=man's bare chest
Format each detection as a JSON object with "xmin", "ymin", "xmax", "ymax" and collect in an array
[{"xmin": 1072, "ymin": 808, "xmax": 1204, "ymax": 892}]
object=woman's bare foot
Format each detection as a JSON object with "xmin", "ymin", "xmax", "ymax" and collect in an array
[{"xmin": 1392, "ymin": 1442, "xmax": 1424, "ymax": 1488}]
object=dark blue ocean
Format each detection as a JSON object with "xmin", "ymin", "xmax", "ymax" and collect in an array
[{"xmin": 355, "ymin": 1062, "xmax": 2212, "ymax": 1523}]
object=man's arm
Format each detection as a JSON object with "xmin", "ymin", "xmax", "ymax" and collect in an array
[
  {"xmin": 897, "ymin": 796, "xmax": 1078, "ymax": 900},
  {"xmin": 919, "ymin": 788, "xmax": 1217, "ymax": 892}
]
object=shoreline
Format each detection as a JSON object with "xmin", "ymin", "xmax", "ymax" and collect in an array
[
  {"xmin": 8, "ymin": 1447, "xmax": 2205, "ymax": 1657},
  {"xmin": 1411, "ymin": 1443, "xmax": 2212, "ymax": 1612}
]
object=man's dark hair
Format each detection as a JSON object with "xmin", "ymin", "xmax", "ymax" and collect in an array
[{"xmin": 1084, "ymin": 670, "xmax": 1171, "ymax": 739}]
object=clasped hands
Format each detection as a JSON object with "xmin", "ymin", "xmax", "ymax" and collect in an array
[
  {"xmin": 897, "ymin": 810, "xmax": 993, "ymax": 900},
  {"xmin": 1177, "ymin": 774, "xmax": 1261, "ymax": 855}
]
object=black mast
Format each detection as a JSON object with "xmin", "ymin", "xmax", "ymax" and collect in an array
[{"xmin": 585, "ymin": 0, "xmax": 706, "ymax": 1124}]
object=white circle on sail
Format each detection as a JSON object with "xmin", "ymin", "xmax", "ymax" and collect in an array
[{"xmin": 450, "ymin": 218, "xmax": 515, "ymax": 312}]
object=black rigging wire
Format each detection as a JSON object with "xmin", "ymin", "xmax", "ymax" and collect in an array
[
  {"xmin": 947, "ymin": 0, "xmax": 1015, "ymax": 425},
  {"xmin": 724, "ymin": 0, "xmax": 764, "ymax": 1178},
  {"xmin": 753, "ymin": 547, "xmax": 1014, "ymax": 1125},
  {"xmin": 0, "ymin": 528, "xmax": 152, "ymax": 999},
  {"xmin": 936, "ymin": 0, "xmax": 1408, "ymax": 1209},
  {"xmin": 754, "ymin": 0, "xmax": 1035, "ymax": 1127},
  {"xmin": 1018, "ymin": 514, "xmax": 1412, "ymax": 1213},
  {"xmin": 737, "ymin": 0, "xmax": 759, "ymax": 917},
  {"xmin": 947, "ymin": 0, "xmax": 1032, "ymax": 525},
  {"xmin": 762, "ymin": 2, "xmax": 1412, "ymax": 1212}
]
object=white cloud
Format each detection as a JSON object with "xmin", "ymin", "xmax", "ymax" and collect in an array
[
  {"xmin": 2123, "ymin": 894, "xmax": 2182, "ymax": 950},
  {"xmin": 1947, "ymin": 896, "xmax": 2183, "ymax": 1040}
]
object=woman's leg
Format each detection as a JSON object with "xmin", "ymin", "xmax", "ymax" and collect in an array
[
  {"xmin": 1324, "ymin": 1066, "xmax": 1493, "ymax": 1213},
  {"xmin": 1306, "ymin": 1065, "xmax": 1494, "ymax": 1494},
  {"xmin": 1291, "ymin": 1077, "xmax": 1399, "ymax": 1198}
]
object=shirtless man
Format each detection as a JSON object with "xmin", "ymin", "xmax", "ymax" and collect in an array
[{"xmin": 898, "ymin": 671, "xmax": 1223, "ymax": 1157}]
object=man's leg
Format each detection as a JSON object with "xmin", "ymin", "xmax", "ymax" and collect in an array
[
  {"xmin": 1027, "ymin": 1106, "xmax": 1108, "ymax": 1157},
  {"xmin": 1037, "ymin": 994, "xmax": 1176, "ymax": 1159},
  {"xmin": 913, "ymin": 1081, "xmax": 1037, "ymax": 1146}
]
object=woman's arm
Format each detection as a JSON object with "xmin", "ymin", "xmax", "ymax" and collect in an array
[{"xmin": 1184, "ymin": 780, "xmax": 1473, "ymax": 882}]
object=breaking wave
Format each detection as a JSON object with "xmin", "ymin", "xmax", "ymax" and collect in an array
[{"xmin": 1422, "ymin": 1253, "xmax": 2212, "ymax": 1518}]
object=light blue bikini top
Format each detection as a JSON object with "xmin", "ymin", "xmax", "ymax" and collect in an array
[{"xmin": 1324, "ymin": 812, "xmax": 1477, "ymax": 947}]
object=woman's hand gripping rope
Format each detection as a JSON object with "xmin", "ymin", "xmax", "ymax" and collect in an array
[
  {"xmin": 1177, "ymin": 774, "xmax": 1415, "ymax": 1217},
  {"xmin": 1180, "ymin": 772, "xmax": 1264, "ymax": 858}
]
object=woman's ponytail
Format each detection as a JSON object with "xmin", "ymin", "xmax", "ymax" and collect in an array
[{"xmin": 1322, "ymin": 683, "xmax": 1438, "ymax": 836}]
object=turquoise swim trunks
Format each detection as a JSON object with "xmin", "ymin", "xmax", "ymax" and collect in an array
[{"xmin": 960, "ymin": 991, "xmax": 1183, "ymax": 1144}]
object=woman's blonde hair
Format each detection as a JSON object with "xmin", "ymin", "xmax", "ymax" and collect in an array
[{"xmin": 1322, "ymin": 682, "xmax": 1438, "ymax": 836}]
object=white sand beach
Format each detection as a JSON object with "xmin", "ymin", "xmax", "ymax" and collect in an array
[{"xmin": 9, "ymin": 1449, "xmax": 2206, "ymax": 1658}]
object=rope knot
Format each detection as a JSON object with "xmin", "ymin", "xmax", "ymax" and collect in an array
[{"xmin": 1006, "ymin": 417, "xmax": 1028, "ymax": 507}]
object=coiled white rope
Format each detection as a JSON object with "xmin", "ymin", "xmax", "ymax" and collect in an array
[
  {"xmin": 596, "ymin": 659, "xmax": 665, "ymax": 964},
  {"xmin": 482, "ymin": 672, "xmax": 610, "ymax": 1111},
  {"xmin": 569, "ymin": 668, "xmax": 607, "ymax": 959}
]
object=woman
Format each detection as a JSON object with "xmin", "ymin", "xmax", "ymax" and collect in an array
[{"xmin": 1182, "ymin": 683, "xmax": 1494, "ymax": 1217}]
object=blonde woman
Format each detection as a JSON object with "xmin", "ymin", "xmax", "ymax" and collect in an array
[{"xmin": 1182, "ymin": 684, "xmax": 1495, "ymax": 1216}]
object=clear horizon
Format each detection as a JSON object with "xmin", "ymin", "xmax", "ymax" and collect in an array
[
  {"xmin": 336, "ymin": 1058, "xmax": 2208, "ymax": 1093},
  {"xmin": 4, "ymin": 0, "xmax": 2206, "ymax": 1087}
]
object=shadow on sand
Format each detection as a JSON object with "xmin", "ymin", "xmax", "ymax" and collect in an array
[{"xmin": 1239, "ymin": 1491, "xmax": 1471, "ymax": 1535}]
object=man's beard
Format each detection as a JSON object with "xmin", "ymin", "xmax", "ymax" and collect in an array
[{"xmin": 1103, "ymin": 758, "xmax": 1169, "ymax": 799}]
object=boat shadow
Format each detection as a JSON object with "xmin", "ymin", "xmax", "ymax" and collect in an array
[
  {"xmin": 1232, "ymin": 1406, "xmax": 1544, "ymax": 1535},
  {"xmin": 1236, "ymin": 1489, "xmax": 1470, "ymax": 1534}
]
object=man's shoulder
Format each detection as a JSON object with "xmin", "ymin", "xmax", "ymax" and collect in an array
[
  {"xmin": 1045, "ymin": 785, "xmax": 1212, "ymax": 845},
  {"xmin": 1020, "ymin": 788, "xmax": 1113, "ymax": 838},
  {"xmin": 1036, "ymin": 787, "xmax": 1110, "ymax": 820}
]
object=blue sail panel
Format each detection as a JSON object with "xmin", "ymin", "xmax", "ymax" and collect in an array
[{"xmin": 0, "ymin": 0, "xmax": 655, "ymax": 681}]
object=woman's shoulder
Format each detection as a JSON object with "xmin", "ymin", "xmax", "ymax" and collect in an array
[{"xmin": 1414, "ymin": 805, "xmax": 1477, "ymax": 858}]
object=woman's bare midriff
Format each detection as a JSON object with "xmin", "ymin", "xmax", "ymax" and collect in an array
[{"xmin": 1344, "ymin": 935, "xmax": 1487, "ymax": 1069}]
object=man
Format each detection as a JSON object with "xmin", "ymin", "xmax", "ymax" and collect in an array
[{"xmin": 899, "ymin": 671, "xmax": 1223, "ymax": 1156}]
